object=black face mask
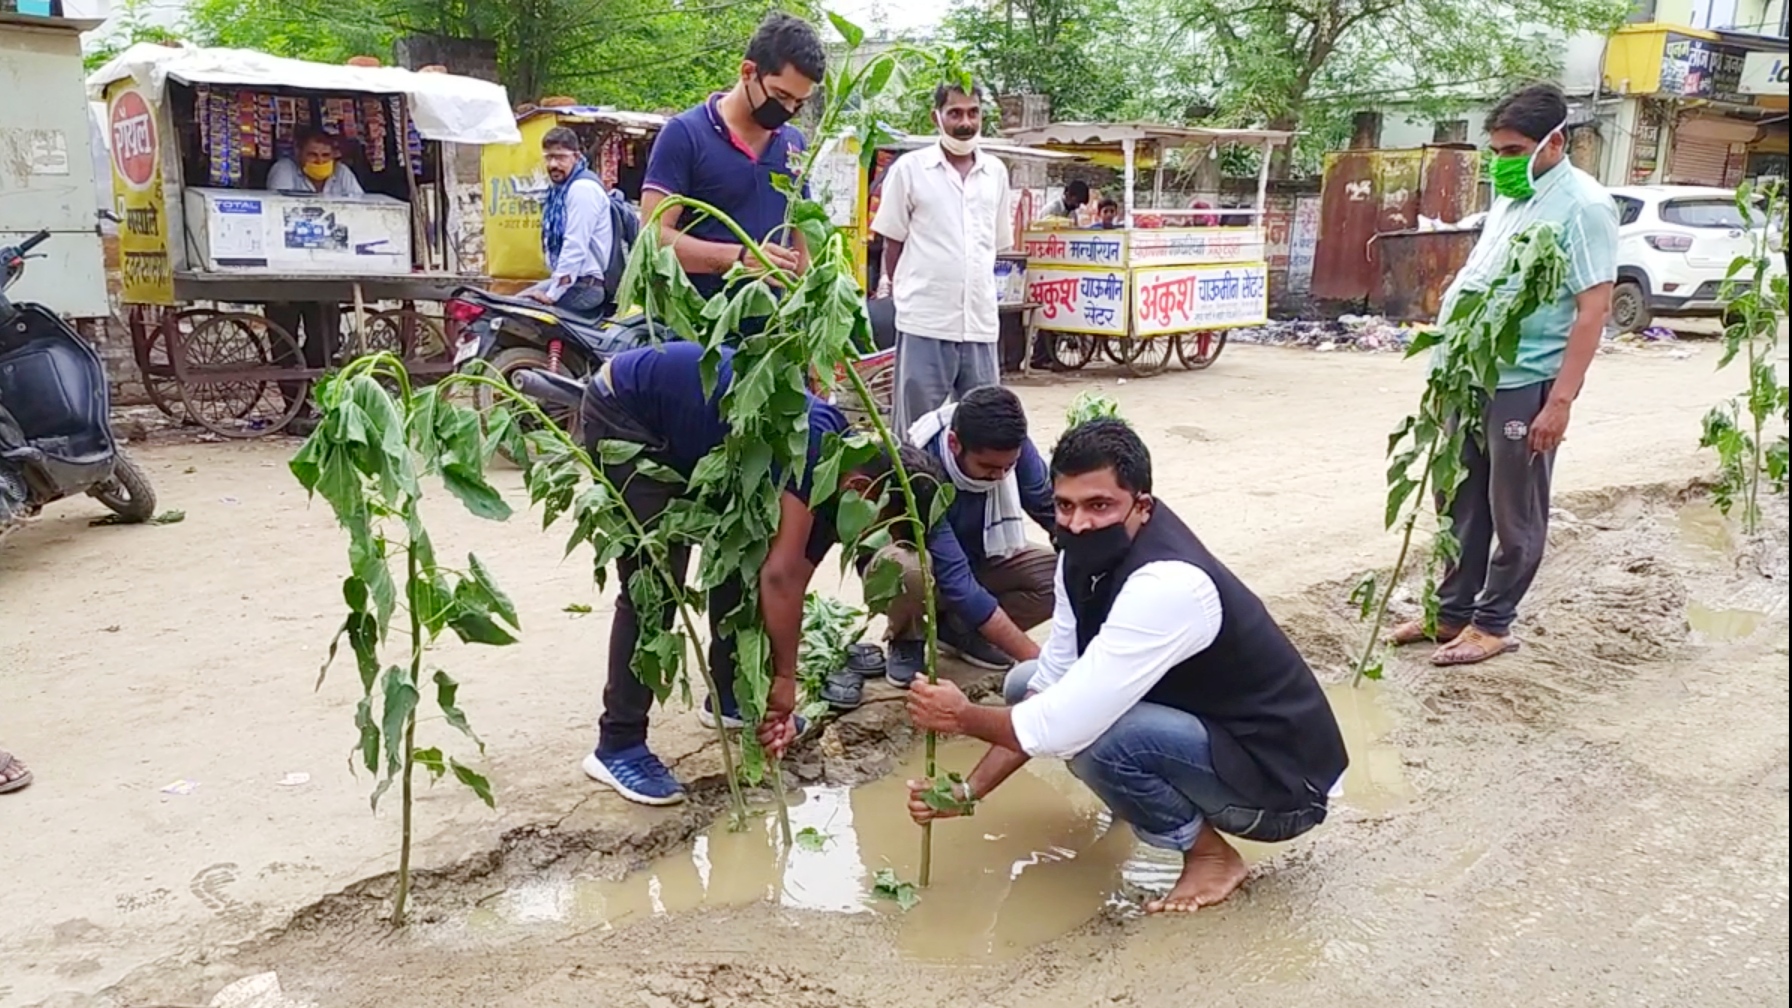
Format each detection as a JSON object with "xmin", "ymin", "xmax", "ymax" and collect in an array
[
  {"xmin": 749, "ymin": 76, "xmax": 797, "ymax": 131},
  {"xmin": 1056, "ymin": 503, "xmax": 1141, "ymax": 575}
]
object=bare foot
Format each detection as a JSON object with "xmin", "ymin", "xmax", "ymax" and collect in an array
[
  {"xmin": 1145, "ymin": 826, "xmax": 1247, "ymax": 913},
  {"xmin": 1430, "ymin": 626, "xmax": 1520, "ymax": 667}
]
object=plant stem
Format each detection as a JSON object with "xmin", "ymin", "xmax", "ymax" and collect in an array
[
  {"xmin": 838, "ymin": 363, "xmax": 941, "ymax": 886},
  {"xmin": 1747, "ymin": 337, "xmax": 1764, "ymax": 536},
  {"xmin": 1353, "ymin": 468, "xmax": 1432, "ymax": 687},
  {"xmin": 671, "ymin": 602, "xmax": 751, "ymax": 829},
  {"xmin": 392, "ymin": 527, "xmax": 424, "ymax": 926}
]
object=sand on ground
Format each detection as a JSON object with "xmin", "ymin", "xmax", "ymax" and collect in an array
[{"xmin": 1, "ymin": 342, "xmax": 1785, "ymax": 1008}]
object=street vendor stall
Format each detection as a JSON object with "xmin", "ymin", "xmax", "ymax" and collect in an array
[
  {"xmin": 481, "ymin": 105, "xmax": 664, "ymax": 288},
  {"xmin": 1006, "ymin": 123, "xmax": 1293, "ymax": 377},
  {"xmin": 87, "ymin": 44, "xmax": 520, "ymax": 436},
  {"xmin": 833, "ymin": 133, "xmax": 1081, "ymax": 371}
]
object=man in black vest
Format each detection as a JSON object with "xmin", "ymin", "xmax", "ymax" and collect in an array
[{"xmin": 905, "ymin": 419, "xmax": 1348, "ymax": 912}]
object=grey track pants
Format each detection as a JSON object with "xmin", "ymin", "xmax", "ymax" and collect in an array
[
  {"xmin": 893, "ymin": 331, "xmax": 1000, "ymax": 433},
  {"xmin": 1438, "ymin": 380, "xmax": 1557, "ymax": 635}
]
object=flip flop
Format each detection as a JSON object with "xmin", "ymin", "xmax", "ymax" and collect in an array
[
  {"xmin": 1431, "ymin": 626, "xmax": 1520, "ymax": 667},
  {"xmin": 820, "ymin": 668, "xmax": 864, "ymax": 710},
  {"xmin": 0, "ymin": 750, "xmax": 33, "ymax": 794},
  {"xmin": 847, "ymin": 643, "xmax": 886, "ymax": 676},
  {"xmin": 1388, "ymin": 619, "xmax": 1465, "ymax": 646}
]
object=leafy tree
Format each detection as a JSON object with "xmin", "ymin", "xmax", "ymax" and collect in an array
[
  {"xmin": 940, "ymin": 0, "xmax": 1130, "ymax": 123},
  {"xmin": 91, "ymin": 0, "xmax": 814, "ymax": 112},
  {"xmin": 1131, "ymin": 0, "xmax": 1630, "ymax": 173}
]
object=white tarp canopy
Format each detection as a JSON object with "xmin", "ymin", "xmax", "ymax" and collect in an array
[
  {"xmin": 1006, "ymin": 122, "xmax": 1294, "ymax": 148},
  {"xmin": 86, "ymin": 43, "xmax": 521, "ymax": 146}
]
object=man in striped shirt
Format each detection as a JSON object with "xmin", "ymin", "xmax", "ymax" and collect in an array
[{"xmin": 1393, "ymin": 82, "xmax": 1618, "ymax": 667}]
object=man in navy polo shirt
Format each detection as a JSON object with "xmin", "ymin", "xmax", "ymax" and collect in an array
[
  {"xmin": 640, "ymin": 12, "xmax": 824, "ymax": 302},
  {"xmin": 577, "ymin": 342, "xmax": 943, "ymax": 805}
]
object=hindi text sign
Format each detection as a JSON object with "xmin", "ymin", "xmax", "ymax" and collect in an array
[
  {"xmin": 1026, "ymin": 266, "xmax": 1128, "ymax": 335},
  {"xmin": 1020, "ymin": 230, "xmax": 1127, "ymax": 267},
  {"xmin": 1128, "ymin": 227, "xmax": 1265, "ymax": 266},
  {"xmin": 107, "ymin": 85, "xmax": 174, "ymax": 306},
  {"xmin": 1132, "ymin": 263, "xmax": 1268, "ymax": 336}
]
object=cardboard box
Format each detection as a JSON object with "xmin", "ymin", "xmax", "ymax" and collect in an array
[{"xmin": 183, "ymin": 188, "xmax": 412, "ymax": 275}]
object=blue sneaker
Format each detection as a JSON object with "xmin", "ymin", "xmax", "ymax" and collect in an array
[{"xmin": 582, "ymin": 745, "xmax": 685, "ymax": 806}]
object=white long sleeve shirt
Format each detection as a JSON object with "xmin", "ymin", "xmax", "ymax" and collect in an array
[
  {"xmin": 1011, "ymin": 558, "xmax": 1225, "ymax": 760},
  {"xmin": 529, "ymin": 177, "xmax": 616, "ymax": 303}
]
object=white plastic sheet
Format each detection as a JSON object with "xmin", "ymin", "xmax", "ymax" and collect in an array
[{"xmin": 87, "ymin": 44, "xmax": 521, "ymax": 146}]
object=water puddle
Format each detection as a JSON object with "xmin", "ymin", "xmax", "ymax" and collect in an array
[
  {"xmin": 460, "ymin": 684, "xmax": 1408, "ymax": 961},
  {"xmin": 1686, "ymin": 601, "xmax": 1765, "ymax": 642},
  {"xmin": 1675, "ymin": 502, "xmax": 1735, "ymax": 559}
]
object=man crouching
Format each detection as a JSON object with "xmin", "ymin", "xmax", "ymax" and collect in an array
[{"xmin": 904, "ymin": 419, "xmax": 1348, "ymax": 911}]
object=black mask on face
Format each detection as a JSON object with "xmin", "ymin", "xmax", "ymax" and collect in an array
[
  {"xmin": 749, "ymin": 76, "xmax": 797, "ymax": 131},
  {"xmin": 1056, "ymin": 500, "xmax": 1142, "ymax": 574}
]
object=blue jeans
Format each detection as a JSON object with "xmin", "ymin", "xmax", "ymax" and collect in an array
[{"xmin": 1004, "ymin": 662, "xmax": 1323, "ymax": 851}]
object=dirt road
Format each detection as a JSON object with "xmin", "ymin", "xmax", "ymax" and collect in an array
[{"xmin": 1, "ymin": 343, "xmax": 1785, "ymax": 1008}]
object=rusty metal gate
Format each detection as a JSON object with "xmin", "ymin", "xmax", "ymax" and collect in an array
[{"xmin": 1311, "ymin": 145, "xmax": 1481, "ymax": 303}]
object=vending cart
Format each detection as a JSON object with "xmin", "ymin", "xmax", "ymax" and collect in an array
[
  {"xmin": 1006, "ymin": 123, "xmax": 1293, "ymax": 377},
  {"xmin": 87, "ymin": 43, "xmax": 520, "ymax": 436}
]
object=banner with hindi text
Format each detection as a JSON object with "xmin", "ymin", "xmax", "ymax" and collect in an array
[
  {"xmin": 1132, "ymin": 263, "xmax": 1268, "ymax": 336},
  {"xmin": 1026, "ymin": 266, "xmax": 1128, "ymax": 336}
]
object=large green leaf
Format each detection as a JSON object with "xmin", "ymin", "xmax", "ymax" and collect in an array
[{"xmin": 378, "ymin": 665, "xmax": 418, "ymax": 782}]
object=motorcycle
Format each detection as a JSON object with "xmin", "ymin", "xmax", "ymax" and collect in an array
[
  {"xmin": 445, "ymin": 286, "xmax": 677, "ymax": 430},
  {"xmin": 0, "ymin": 230, "xmax": 157, "ymax": 534},
  {"xmin": 499, "ymin": 296, "xmax": 900, "ymax": 442}
]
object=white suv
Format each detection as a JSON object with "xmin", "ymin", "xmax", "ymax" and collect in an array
[{"xmin": 1608, "ymin": 184, "xmax": 1786, "ymax": 333}]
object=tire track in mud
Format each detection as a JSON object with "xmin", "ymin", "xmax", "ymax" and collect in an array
[{"xmin": 93, "ymin": 481, "xmax": 1790, "ymax": 1008}]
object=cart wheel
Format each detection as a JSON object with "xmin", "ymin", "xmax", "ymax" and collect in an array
[
  {"xmin": 847, "ymin": 358, "xmax": 897, "ymax": 432},
  {"xmin": 1121, "ymin": 335, "xmax": 1174, "ymax": 378},
  {"xmin": 1175, "ymin": 330, "xmax": 1228, "ymax": 371},
  {"xmin": 1051, "ymin": 333, "xmax": 1099, "ymax": 370},
  {"xmin": 174, "ymin": 312, "xmax": 308, "ymax": 438},
  {"xmin": 362, "ymin": 308, "xmax": 449, "ymax": 362},
  {"xmin": 135, "ymin": 309, "xmax": 214, "ymax": 420},
  {"xmin": 1100, "ymin": 335, "xmax": 1129, "ymax": 365}
]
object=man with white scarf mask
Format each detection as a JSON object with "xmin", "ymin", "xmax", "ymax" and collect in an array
[{"xmin": 870, "ymin": 386, "xmax": 1058, "ymax": 685}]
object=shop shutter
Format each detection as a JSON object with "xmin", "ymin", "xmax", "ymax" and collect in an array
[{"xmin": 1667, "ymin": 135, "xmax": 1732, "ymax": 186}]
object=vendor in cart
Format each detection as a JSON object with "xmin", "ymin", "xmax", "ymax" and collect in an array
[
  {"xmin": 268, "ymin": 126, "xmax": 365, "ymax": 197},
  {"xmin": 266, "ymin": 126, "xmax": 363, "ymax": 429}
]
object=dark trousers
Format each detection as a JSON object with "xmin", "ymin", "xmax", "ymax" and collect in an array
[
  {"xmin": 268, "ymin": 301, "xmax": 339, "ymax": 406},
  {"xmin": 582, "ymin": 382, "xmax": 743, "ymax": 754},
  {"xmin": 1438, "ymin": 380, "xmax": 1556, "ymax": 635},
  {"xmin": 556, "ymin": 277, "xmax": 608, "ymax": 317}
]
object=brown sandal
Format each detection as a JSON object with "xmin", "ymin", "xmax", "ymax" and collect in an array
[
  {"xmin": 0, "ymin": 750, "xmax": 32, "ymax": 794},
  {"xmin": 1430, "ymin": 627, "xmax": 1520, "ymax": 667},
  {"xmin": 1388, "ymin": 619, "xmax": 1465, "ymax": 646}
]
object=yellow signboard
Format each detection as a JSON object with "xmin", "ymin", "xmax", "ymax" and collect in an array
[
  {"xmin": 480, "ymin": 115, "xmax": 555, "ymax": 281},
  {"xmin": 106, "ymin": 83, "xmax": 174, "ymax": 305}
]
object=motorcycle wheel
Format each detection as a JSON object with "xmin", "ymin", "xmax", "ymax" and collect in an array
[
  {"xmin": 90, "ymin": 450, "xmax": 158, "ymax": 523},
  {"xmin": 474, "ymin": 346, "xmax": 586, "ymax": 466}
]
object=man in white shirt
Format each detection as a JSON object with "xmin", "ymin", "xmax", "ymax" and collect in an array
[
  {"xmin": 906, "ymin": 419, "xmax": 1349, "ymax": 913},
  {"xmin": 267, "ymin": 127, "xmax": 365, "ymax": 197},
  {"xmin": 872, "ymin": 81, "xmax": 1012, "ymax": 432},
  {"xmin": 523, "ymin": 127, "xmax": 616, "ymax": 316},
  {"xmin": 266, "ymin": 127, "xmax": 363, "ymax": 430}
]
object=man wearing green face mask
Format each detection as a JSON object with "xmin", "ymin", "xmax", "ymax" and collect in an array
[{"xmin": 1391, "ymin": 82, "xmax": 1617, "ymax": 667}]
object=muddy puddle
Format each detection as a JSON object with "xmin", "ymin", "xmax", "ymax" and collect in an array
[
  {"xmin": 439, "ymin": 684, "xmax": 1410, "ymax": 963},
  {"xmin": 1667, "ymin": 504, "xmax": 1771, "ymax": 642}
]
